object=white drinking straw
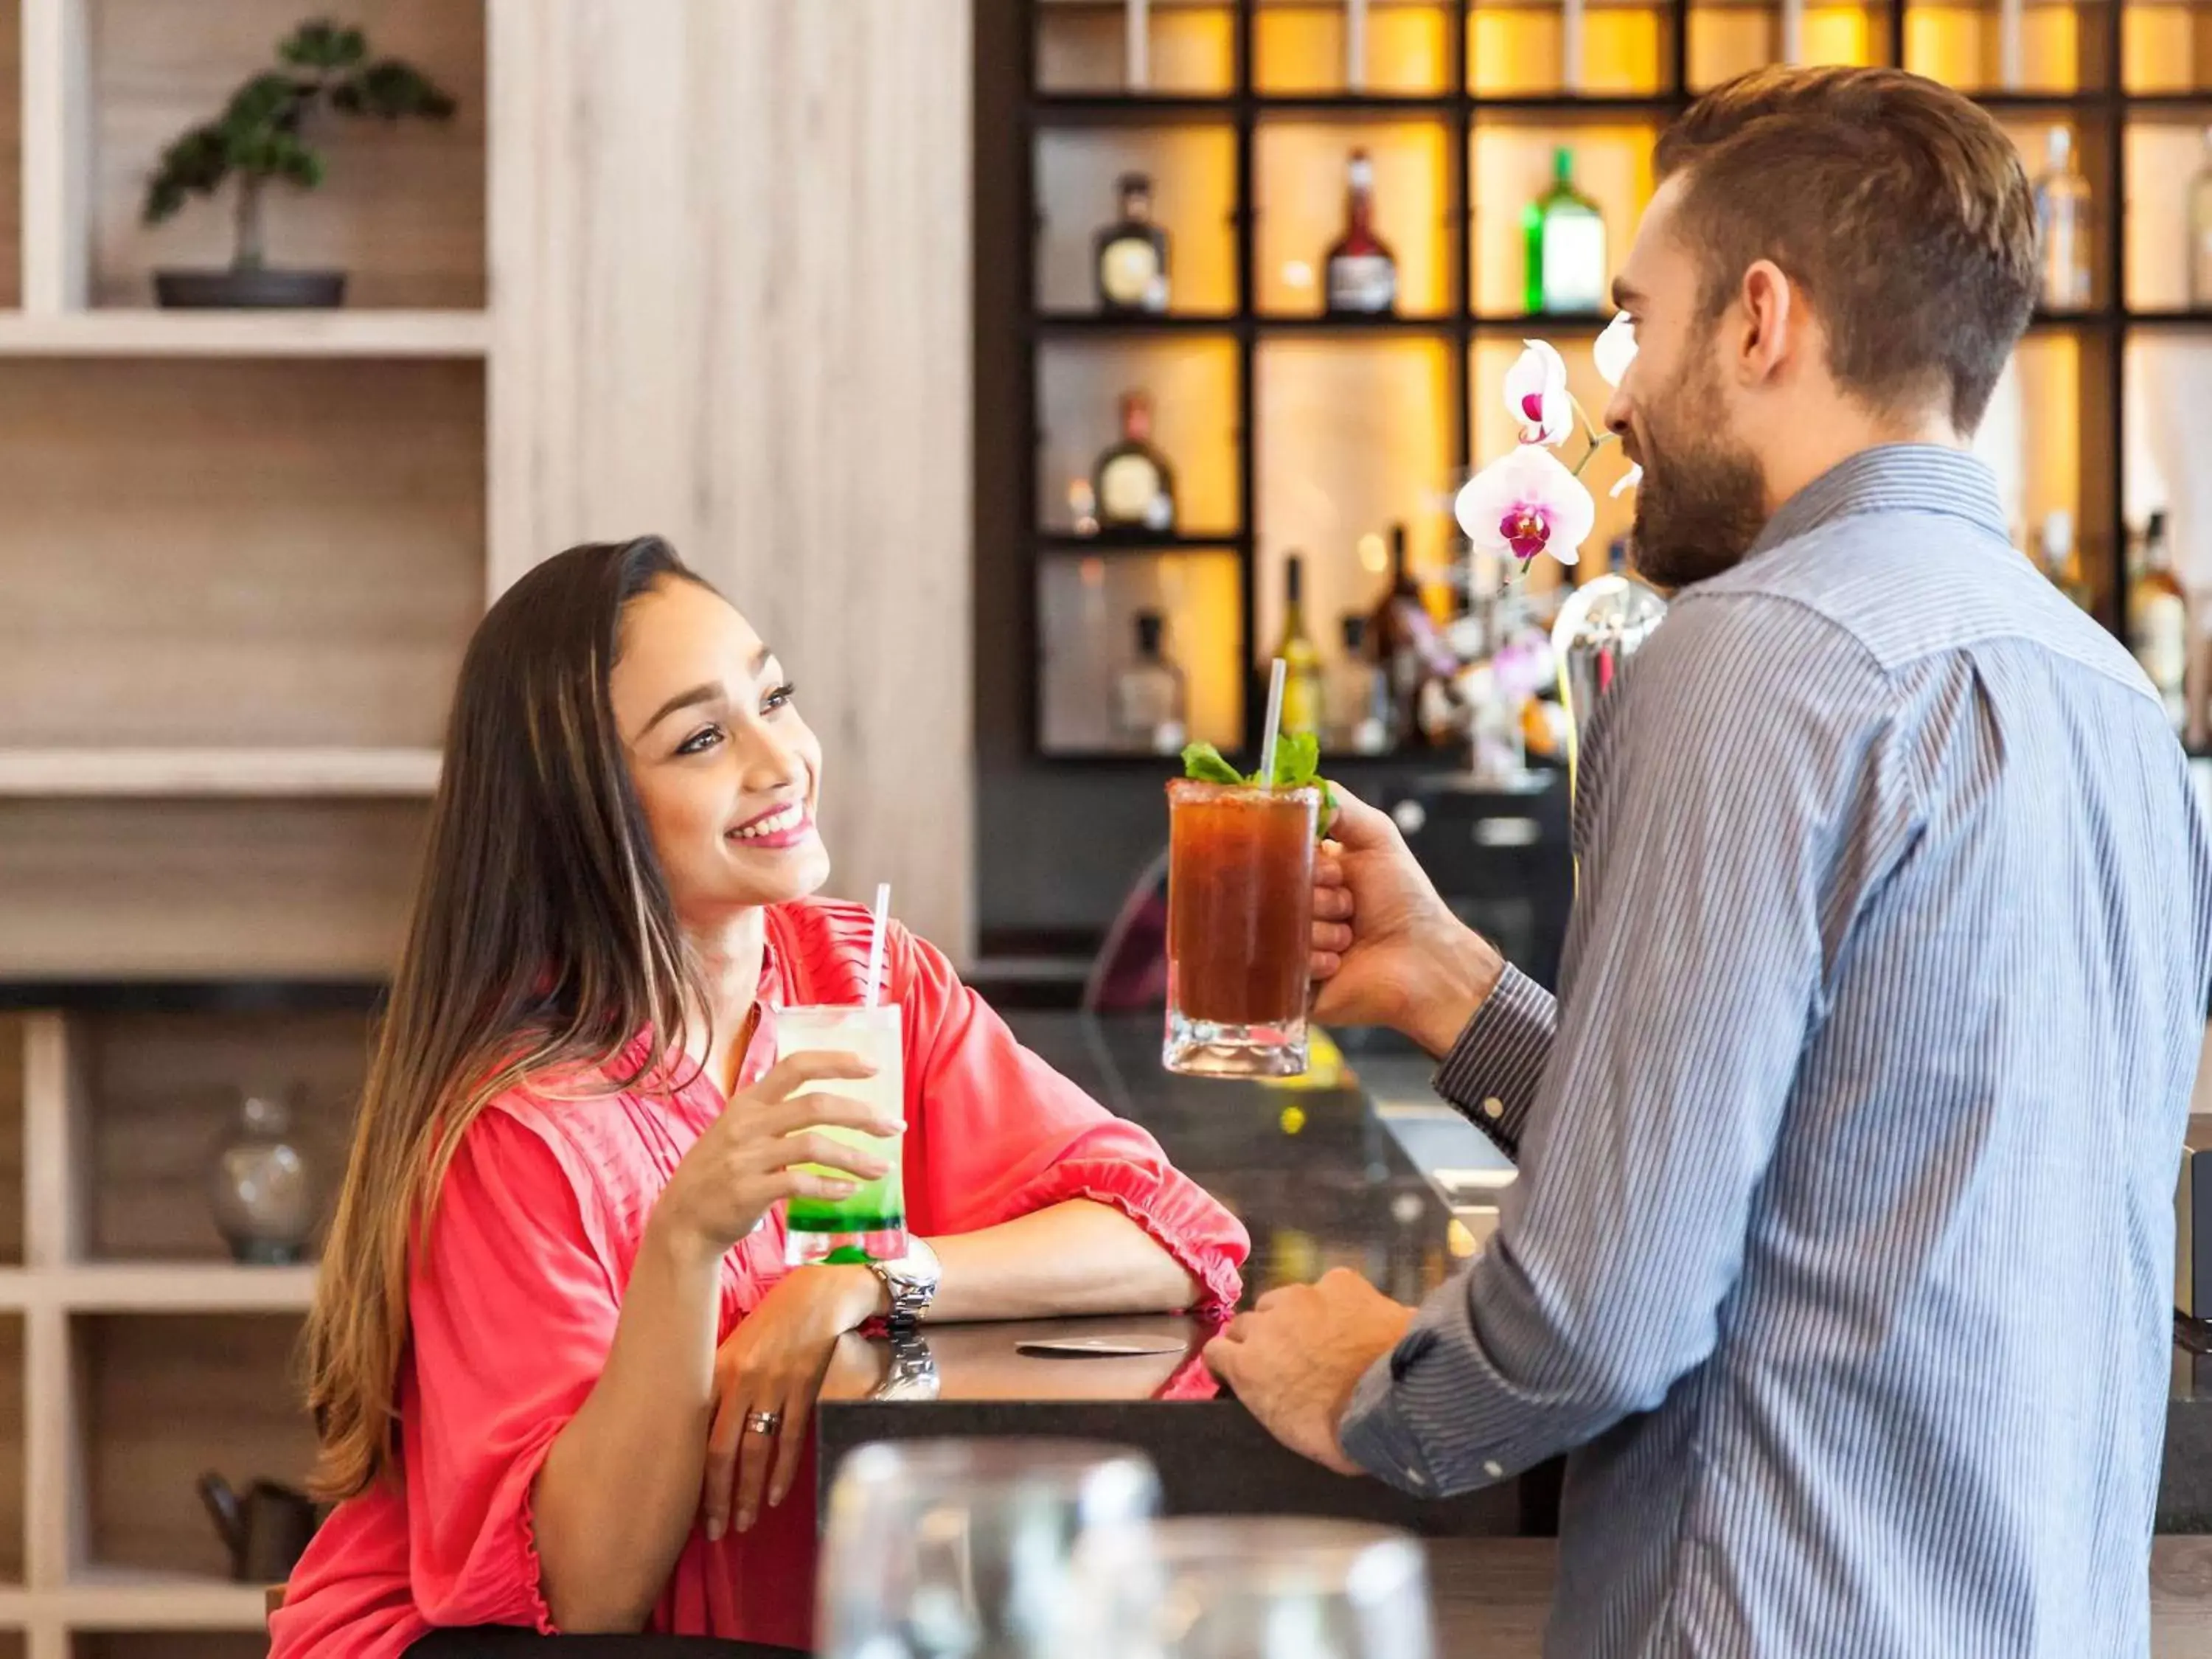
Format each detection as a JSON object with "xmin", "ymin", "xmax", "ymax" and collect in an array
[
  {"xmin": 863, "ymin": 881, "xmax": 892, "ymax": 1008},
  {"xmin": 1256, "ymin": 657, "xmax": 1287, "ymax": 790}
]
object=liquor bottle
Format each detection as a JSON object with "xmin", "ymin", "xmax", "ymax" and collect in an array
[
  {"xmin": 1330, "ymin": 615, "xmax": 1391, "ymax": 755},
  {"xmin": 1091, "ymin": 390, "xmax": 1177, "ymax": 534},
  {"xmin": 1094, "ymin": 172, "xmax": 1170, "ymax": 315},
  {"xmin": 2191, "ymin": 128, "xmax": 2212, "ymax": 307},
  {"xmin": 2130, "ymin": 509, "xmax": 2188, "ymax": 734},
  {"xmin": 2032, "ymin": 127, "xmax": 2093, "ymax": 312},
  {"xmin": 1366, "ymin": 524, "xmax": 1455, "ymax": 746},
  {"xmin": 1324, "ymin": 150, "xmax": 1397, "ymax": 317},
  {"xmin": 2037, "ymin": 509, "xmax": 2093, "ymax": 613},
  {"xmin": 1113, "ymin": 610, "xmax": 1189, "ymax": 754},
  {"xmin": 1275, "ymin": 553, "xmax": 1326, "ymax": 739},
  {"xmin": 1522, "ymin": 147, "xmax": 1607, "ymax": 316}
]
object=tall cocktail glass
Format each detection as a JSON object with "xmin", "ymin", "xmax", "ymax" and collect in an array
[
  {"xmin": 1164, "ymin": 779, "xmax": 1320, "ymax": 1077},
  {"xmin": 776, "ymin": 1003, "xmax": 906, "ymax": 1265}
]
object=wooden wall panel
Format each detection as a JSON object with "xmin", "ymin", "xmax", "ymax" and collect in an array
[
  {"xmin": 488, "ymin": 0, "xmax": 977, "ymax": 961},
  {"xmin": 88, "ymin": 0, "xmax": 485, "ymax": 308}
]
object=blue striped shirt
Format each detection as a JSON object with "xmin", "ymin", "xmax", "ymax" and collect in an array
[{"xmin": 1340, "ymin": 446, "xmax": 2212, "ymax": 1657}]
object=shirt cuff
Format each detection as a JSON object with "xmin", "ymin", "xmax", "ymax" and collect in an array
[
  {"xmin": 1338, "ymin": 1346, "xmax": 1438, "ymax": 1496},
  {"xmin": 1431, "ymin": 964, "xmax": 1557, "ymax": 1161}
]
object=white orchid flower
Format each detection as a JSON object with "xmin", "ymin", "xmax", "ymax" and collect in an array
[
  {"xmin": 1610, "ymin": 463, "xmax": 1642, "ymax": 498},
  {"xmin": 1455, "ymin": 444, "xmax": 1595, "ymax": 569},
  {"xmin": 1593, "ymin": 311, "xmax": 1638, "ymax": 388},
  {"xmin": 1502, "ymin": 339, "xmax": 1573, "ymax": 447}
]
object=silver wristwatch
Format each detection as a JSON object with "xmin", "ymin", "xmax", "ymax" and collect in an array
[{"xmin": 866, "ymin": 1235, "xmax": 941, "ymax": 1334}]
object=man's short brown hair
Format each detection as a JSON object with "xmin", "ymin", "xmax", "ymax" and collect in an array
[{"xmin": 1653, "ymin": 66, "xmax": 2037, "ymax": 434}]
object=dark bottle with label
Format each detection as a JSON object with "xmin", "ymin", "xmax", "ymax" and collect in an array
[
  {"xmin": 1367, "ymin": 524, "xmax": 1453, "ymax": 745},
  {"xmin": 1091, "ymin": 390, "xmax": 1178, "ymax": 535},
  {"xmin": 1324, "ymin": 150, "xmax": 1397, "ymax": 316},
  {"xmin": 1095, "ymin": 173, "xmax": 1170, "ymax": 314}
]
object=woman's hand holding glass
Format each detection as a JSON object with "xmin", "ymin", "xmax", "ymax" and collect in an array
[{"xmin": 651, "ymin": 1052, "xmax": 900, "ymax": 1258}]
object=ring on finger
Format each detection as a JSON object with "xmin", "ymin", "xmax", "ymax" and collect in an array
[{"xmin": 744, "ymin": 1408, "xmax": 783, "ymax": 1437}]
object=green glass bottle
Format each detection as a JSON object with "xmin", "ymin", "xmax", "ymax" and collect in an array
[{"xmin": 1521, "ymin": 147, "xmax": 1607, "ymax": 316}]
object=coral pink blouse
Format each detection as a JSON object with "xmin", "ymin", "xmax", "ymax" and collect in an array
[{"xmin": 270, "ymin": 899, "xmax": 1248, "ymax": 1657}]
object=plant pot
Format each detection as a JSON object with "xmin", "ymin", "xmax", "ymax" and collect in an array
[{"xmin": 153, "ymin": 268, "xmax": 347, "ymax": 309}]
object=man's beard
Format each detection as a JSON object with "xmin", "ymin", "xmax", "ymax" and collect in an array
[{"xmin": 1626, "ymin": 363, "xmax": 1770, "ymax": 592}]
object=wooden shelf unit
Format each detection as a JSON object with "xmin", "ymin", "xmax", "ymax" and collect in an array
[
  {"xmin": 1016, "ymin": 0, "xmax": 2194, "ymax": 761},
  {"xmin": 0, "ymin": 4, "xmax": 486, "ymax": 1650},
  {"xmin": 0, "ymin": 1012, "xmax": 347, "ymax": 1655}
]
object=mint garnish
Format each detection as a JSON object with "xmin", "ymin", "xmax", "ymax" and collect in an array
[
  {"xmin": 1179, "ymin": 742, "xmax": 1245, "ymax": 786},
  {"xmin": 1180, "ymin": 737, "xmax": 1337, "ymax": 824}
]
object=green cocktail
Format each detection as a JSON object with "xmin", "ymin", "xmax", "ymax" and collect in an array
[{"xmin": 776, "ymin": 1003, "xmax": 907, "ymax": 1265}]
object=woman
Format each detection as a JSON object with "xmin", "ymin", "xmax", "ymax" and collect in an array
[{"xmin": 270, "ymin": 538, "xmax": 1248, "ymax": 1656}]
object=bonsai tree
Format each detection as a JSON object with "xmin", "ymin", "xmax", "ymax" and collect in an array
[{"xmin": 142, "ymin": 18, "xmax": 457, "ymax": 274}]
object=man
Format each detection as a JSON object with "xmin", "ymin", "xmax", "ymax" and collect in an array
[{"xmin": 1206, "ymin": 65, "xmax": 2212, "ymax": 1657}]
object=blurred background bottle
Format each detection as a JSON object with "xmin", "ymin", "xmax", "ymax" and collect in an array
[
  {"xmin": 1324, "ymin": 150, "xmax": 1397, "ymax": 316},
  {"xmin": 1092, "ymin": 390, "xmax": 1177, "ymax": 533},
  {"xmin": 1275, "ymin": 552, "xmax": 1326, "ymax": 738},
  {"xmin": 1113, "ymin": 609, "xmax": 1188, "ymax": 754},
  {"xmin": 1329, "ymin": 615, "xmax": 1391, "ymax": 754},
  {"xmin": 1095, "ymin": 171, "xmax": 1169, "ymax": 314},
  {"xmin": 1523, "ymin": 147, "xmax": 1607, "ymax": 315},
  {"xmin": 2032, "ymin": 127, "xmax": 2093, "ymax": 311}
]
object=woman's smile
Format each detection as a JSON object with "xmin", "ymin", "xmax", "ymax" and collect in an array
[{"xmin": 726, "ymin": 798, "xmax": 815, "ymax": 851}]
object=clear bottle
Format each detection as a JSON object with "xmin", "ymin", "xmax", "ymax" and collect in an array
[
  {"xmin": 1091, "ymin": 390, "xmax": 1178, "ymax": 534},
  {"xmin": 2032, "ymin": 127, "xmax": 2093, "ymax": 312},
  {"xmin": 1274, "ymin": 552, "xmax": 1326, "ymax": 739},
  {"xmin": 1523, "ymin": 147, "xmax": 1607, "ymax": 316},
  {"xmin": 1094, "ymin": 172, "xmax": 1170, "ymax": 315},
  {"xmin": 2130, "ymin": 509, "xmax": 2188, "ymax": 734},
  {"xmin": 2191, "ymin": 128, "xmax": 2212, "ymax": 308},
  {"xmin": 1329, "ymin": 615, "xmax": 1392, "ymax": 755},
  {"xmin": 1113, "ymin": 609, "xmax": 1188, "ymax": 754},
  {"xmin": 1366, "ymin": 523, "xmax": 1454, "ymax": 748},
  {"xmin": 1324, "ymin": 150, "xmax": 1397, "ymax": 317}
]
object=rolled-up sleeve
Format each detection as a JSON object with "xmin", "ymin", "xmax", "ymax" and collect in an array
[
  {"xmin": 898, "ymin": 928, "xmax": 1250, "ymax": 1317},
  {"xmin": 1343, "ymin": 594, "xmax": 1915, "ymax": 1495}
]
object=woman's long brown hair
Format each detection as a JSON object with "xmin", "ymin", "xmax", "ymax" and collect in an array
[{"xmin": 305, "ymin": 536, "xmax": 713, "ymax": 1499}]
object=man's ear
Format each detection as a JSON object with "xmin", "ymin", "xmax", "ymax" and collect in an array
[{"xmin": 1735, "ymin": 258, "xmax": 1795, "ymax": 389}]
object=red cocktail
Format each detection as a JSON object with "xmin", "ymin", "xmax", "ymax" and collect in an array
[{"xmin": 1164, "ymin": 779, "xmax": 1320, "ymax": 1077}]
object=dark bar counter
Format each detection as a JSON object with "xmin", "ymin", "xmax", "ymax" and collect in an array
[
  {"xmin": 813, "ymin": 1012, "xmax": 1554, "ymax": 1534},
  {"xmin": 819, "ymin": 1012, "xmax": 2212, "ymax": 1542}
]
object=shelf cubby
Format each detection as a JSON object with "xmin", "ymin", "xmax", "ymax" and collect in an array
[
  {"xmin": 1256, "ymin": 0, "xmax": 1461, "ymax": 97},
  {"xmin": 1469, "ymin": 111, "xmax": 1658, "ymax": 316},
  {"xmin": 1253, "ymin": 116, "xmax": 1459, "ymax": 315},
  {"xmin": 1472, "ymin": 0, "xmax": 1677, "ymax": 97},
  {"xmin": 1688, "ymin": 0, "xmax": 1894, "ymax": 89},
  {"xmin": 0, "ymin": 799, "xmax": 425, "ymax": 980},
  {"xmin": 63, "ymin": 1010, "xmax": 366, "ymax": 1265},
  {"xmin": 2125, "ymin": 110, "xmax": 2212, "ymax": 315},
  {"xmin": 74, "ymin": 1312, "xmax": 313, "ymax": 1587},
  {"xmin": 1037, "ymin": 548, "xmax": 1246, "ymax": 754},
  {"xmin": 2124, "ymin": 0, "xmax": 2212, "ymax": 93},
  {"xmin": 1037, "ymin": 0, "xmax": 1239, "ymax": 97},
  {"xmin": 1903, "ymin": 0, "xmax": 2107, "ymax": 96},
  {"xmin": 85, "ymin": 0, "xmax": 485, "ymax": 311},
  {"xmin": 1037, "ymin": 334, "xmax": 1244, "ymax": 536},
  {"xmin": 1253, "ymin": 334, "xmax": 1459, "ymax": 664},
  {"xmin": 0, "ymin": 358, "xmax": 481, "ymax": 754},
  {"xmin": 1034, "ymin": 120, "xmax": 1241, "ymax": 313}
]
